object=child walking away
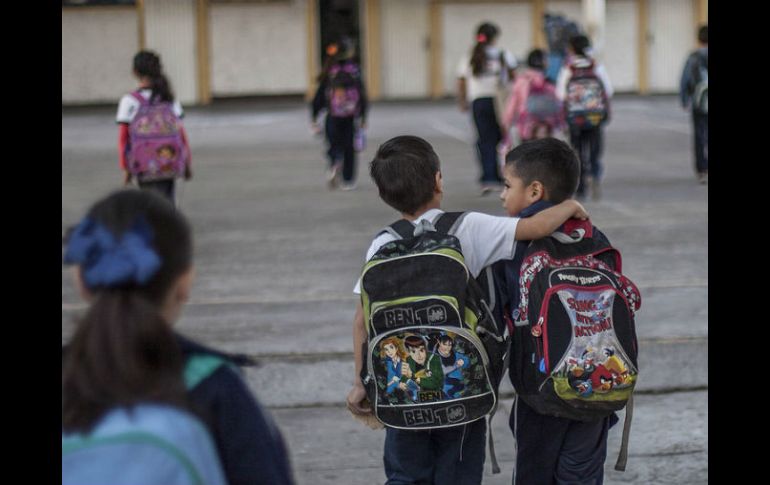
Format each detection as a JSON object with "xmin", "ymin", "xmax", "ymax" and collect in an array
[
  {"xmin": 311, "ymin": 37, "xmax": 368, "ymax": 190},
  {"xmin": 456, "ymin": 22, "xmax": 518, "ymax": 195},
  {"xmin": 62, "ymin": 189, "xmax": 296, "ymax": 485},
  {"xmin": 117, "ymin": 51, "xmax": 192, "ymax": 205},
  {"xmin": 346, "ymin": 135, "xmax": 589, "ymax": 484},
  {"xmin": 501, "ymin": 48, "xmax": 564, "ymax": 147},
  {"xmin": 494, "ymin": 138, "xmax": 641, "ymax": 484},
  {"xmin": 556, "ymin": 35, "xmax": 613, "ymax": 201}
]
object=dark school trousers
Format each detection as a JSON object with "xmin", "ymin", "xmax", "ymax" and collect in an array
[
  {"xmin": 383, "ymin": 418, "xmax": 486, "ymax": 485},
  {"xmin": 692, "ymin": 112, "xmax": 708, "ymax": 174},
  {"xmin": 472, "ymin": 97, "xmax": 503, "ymax": 185},
  {"xmin": 138, "ymin": 178, "xmax": 175, "ymax": 205},
  {"xmin": 510, "ymin": 396, "xmax": 615, "ymax": 485},
  {"xmin": 326, "ymin": 115, "xmax": 356, "ymax": 183},
  {"xmin": 569, "ymin": 126, "xmax": 604, "ymax": 196}
]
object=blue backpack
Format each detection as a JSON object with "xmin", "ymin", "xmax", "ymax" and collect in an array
[{"xmin": 62, "ymin": 355, "xmax": 230, "ymax": 485}]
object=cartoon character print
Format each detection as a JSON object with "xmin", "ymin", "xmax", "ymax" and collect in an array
[
  {"xmin": 433, "ymin": 333, "xmax": 470, "ymax": 399},
  {"xmin": 402, "ymin": 335, "xmax": 444, "ymax": 402}
]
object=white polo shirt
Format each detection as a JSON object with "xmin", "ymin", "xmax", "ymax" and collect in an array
[
  {"xmin": 456, "ymin": 46, "xmax": 518, "ymax": 102},
  {"xmin": 353, "ymin": 208, "xmax": 520, "ymax": 294},
  {"xmin": 116, "ymin": 89, "xmax": 184, "ymax": 124}
]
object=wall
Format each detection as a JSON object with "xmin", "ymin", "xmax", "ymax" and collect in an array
[
  {"xmin": 442, "ymin": 2, "xmax": 533, "ymax": 97},
  {"xmin": 62, "ymin": 7, "xmax": 139, "ymax": 104},
  {"xmin": 210, "ymin": 0, "xmax": 308, "ymax": 96}
]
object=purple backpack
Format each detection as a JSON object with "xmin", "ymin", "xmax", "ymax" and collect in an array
[
  {"xmin": 326, "ymin": 62, "xmax": 361, "ymax": 118},
  {"xmin": 127, "ymin": 92, "xmax": 188, "ymax": 181}
]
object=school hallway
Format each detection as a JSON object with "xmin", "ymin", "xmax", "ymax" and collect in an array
[{"xmin": 62, "ymin": 95, "xmax": 708, "ymax": 485}]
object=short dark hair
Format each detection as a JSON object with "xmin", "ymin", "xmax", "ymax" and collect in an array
[
  {"xmin": 569, "ymin": 34, "xmax": 591, "ymax": 56},
  {"xmin": 527, "ymin": 48, "xmax": 545, "ymax": 70},
  {"xmin": 370, "ymin": 136, "xmax": 441, "ymax": 215},
  {"xmin": 504, "ymin": 138, "xmax": 579, "ymax": 203},
  {"xmin": 698, "ymin": 25, "xmax": 708, "ymax": 44}
]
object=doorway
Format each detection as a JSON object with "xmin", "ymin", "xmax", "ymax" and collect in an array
[{"xmin": 319, "ymin": 0, "xmax": 361, "ymax": 66}]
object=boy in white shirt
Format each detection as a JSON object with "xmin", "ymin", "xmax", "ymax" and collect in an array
[{"xmin": 346, "ymin": 135, "xmax": 588, "ymax": 484}]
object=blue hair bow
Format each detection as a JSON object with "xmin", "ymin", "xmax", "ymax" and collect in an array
[{"xmin": 63, "ymin": 217, "xmax": 161, "ymax": 288}]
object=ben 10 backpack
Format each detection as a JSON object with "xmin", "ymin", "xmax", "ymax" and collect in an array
[
  {"xmin": 509, "ymin": 218, "xmax": 641, "ymax": 471},
  {"xmin": 359, "ymin": 212, "xmax": 511, "ymax": 472},
  {"xmin": 359, "ymin": 212, "xmax": 509, "ymax": 430}
]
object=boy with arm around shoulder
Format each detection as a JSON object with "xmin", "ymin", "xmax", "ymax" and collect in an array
[
  {"xmin": 498, "ymin": 138, "xmax": 618, "ymax": 484},
  {"xmin": 346, "ymin": 135, "xmax": 588, "ymax": 484}
]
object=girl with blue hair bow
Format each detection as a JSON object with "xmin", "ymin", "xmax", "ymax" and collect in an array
[{"xmin": 62, "ymin": 189, "xmax": 295, "ymax": 485}]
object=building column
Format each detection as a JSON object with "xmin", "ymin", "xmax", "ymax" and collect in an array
[
  {"xmin": 637, "ymin": 0, "xmax": 649, "ymax": 94},
  {"xmin": 306, "ymin": 0, "xmax": 319, "ymax": 101},
  {"xmin": 196, "ymin": 0, "xmax": 211, "ymax": 105},
  {"xmin": 694, "ymin": 0, "xmax": 707, "ymax": 40},
  {"xmin": 363, "ymin": 0, "xmax": 382, "ymax": 100},
  {"xmin": 532, "ymin": 0, "xmax": 546, "ymax": 49}
]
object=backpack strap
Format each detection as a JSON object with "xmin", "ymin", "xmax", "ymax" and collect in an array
[
  {"xmin": 130, "ymin": 90, "xmax": 149, "ymax": 106},
  {"xmin": 384, "ymin": 219, "xmax": 416, "ymax": 240},
  {"xmin": 184, "ymin": 354, "xmax": 230, "ymax": 390},
  {"xmin": 434, "ymin": 211, "xmax": 467, "ymax": 235},
  {"xmin": 614, "ymin": 394, "xmax": 634, "ymax": 471}
]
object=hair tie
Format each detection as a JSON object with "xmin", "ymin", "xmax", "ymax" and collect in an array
[
  {"xmin": 477, "ymin": 33, "xmax": 487, "ymax": 43},
  {"xmin": 63, "ymin": 217, "xmax": 161, "ymax": 289}
]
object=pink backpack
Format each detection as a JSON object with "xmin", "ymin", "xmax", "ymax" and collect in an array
[
  {"xmin": 326, "ymin": 62, "xmax": 362, "ymax": 118},
  {"xmin": 520, "ymin": 79, "xmax": 562, "ymax": 137},
  {"xmin": 127, "ymin": 92, "xmax": 189, "ymax": 181}
]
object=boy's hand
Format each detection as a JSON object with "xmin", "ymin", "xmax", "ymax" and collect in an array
[
  {"xmin": 184, "ymin": 165, "xmax": 193, "ymax": 181},
  {"xmin": 346, "ymin": 382, "xmax": 372, "ymax": 416},
  {"xmin": 570, "ymin": 199, "xmax": 589, "ymax": 220},
  {"xmin": 123, "ymin": 171, "xmax": 133, "ymax": 186}
]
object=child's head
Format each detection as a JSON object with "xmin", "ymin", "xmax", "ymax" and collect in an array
[
  {"xmin": 568, "ymin": 34, "xmax": 591, "ymax": 57},
  {"xmin": 132, "ymin": 50, "xmax": 174, "ymax": 102},
  {"xmin": 62, "ymin": 189, "xmax": 193, "ymax": 432},
  {"xmin": 404, "ymin": 335, "xmax": 428, "ymax": 364},
  {"xmin": 470, "ymin": 22, "xmax": 500, "ymax": 76},
  {"xmin": 500, "ymin": 138, "xmax": 579, "ymax": 216},
  {"xmin": 370, "ymin": 135, "xmax": 442, "ymax": 216},
  {"xmin": 698, "ymin": 24, "xmax": 708, "ymax": 45},
  {"xmin": 527, "ymin": 48, "xmax": 546, "ymax": 70}
]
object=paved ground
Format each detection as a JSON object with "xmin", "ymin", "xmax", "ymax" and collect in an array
[{"xmin": 62, "ymin": 95, "xmax": 707, "ymax": 484}]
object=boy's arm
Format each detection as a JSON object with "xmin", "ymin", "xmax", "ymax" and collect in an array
[
  {"xmin": 515, "ymin": 199, "xmax": 588, "ymax": 241},
  {"xmin": 346, "ymin": 301, "xmax": 372, "ymax": 415}
]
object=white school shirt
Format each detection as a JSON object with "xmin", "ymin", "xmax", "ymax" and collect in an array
[
  {"xmin": 555, "ymin": 57, "xmax": 614, "ymax": 101},
  {"xmin": 456, "ymin": 46, "xmax": 518, "ymax": 102},
  {"xmin": 352, "ymin": 208, "xmax": 520, "ymax": 294},
  {"xmin": 116, "ymin": 89, "xmax": 184, "ymax": 124}
]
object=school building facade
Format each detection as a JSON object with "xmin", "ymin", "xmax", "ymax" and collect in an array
[{"xmin": 62, "ymin": 0, "xmax": 708, "ymax": 106}]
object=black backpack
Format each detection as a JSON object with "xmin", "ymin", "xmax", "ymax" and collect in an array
[{"xmin": 505, "ymin": 218, "xmax": 641, "ymax": 471}]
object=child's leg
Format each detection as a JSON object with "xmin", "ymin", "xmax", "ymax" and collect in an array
[
  {"xmin": 339, "ymin": 117, "xmax": 356, "ymax": 183},
  {"xmin": 510, "ymin": 396, "xmax": 570, "ymax": 485},
  {"xmin": 587, "ymin": 127, "xmax": 604, "ymax": 182},
  {"xmin": 431, "ymin": 419, "xmax": 486, "ymax": 485},
  {"xmin": 472, "ymin": 98, "xmax": 503, "ymax": 185},
  {"xmin": 553, "ymin": 416, "xmax": 611, "ymax": 485},
  {"xmin": 383, "ymin": 428, "xmax": 433, "ymax": 484}
]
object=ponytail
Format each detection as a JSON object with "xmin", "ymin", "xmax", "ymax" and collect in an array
[
  {"xmin": 62, "ymin": 189, "xmax": 193, "ymax": 434},
  {"xmin": 470, "ymin": 22, "xmax": 499, "ymax": 76},
  {"xmin": 62, "ymin": 291, "xmax": 186, "ymax": 433},
  {"xmin": 133, "ymin": 50, "xmax": 175, "ymax": 103}
]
